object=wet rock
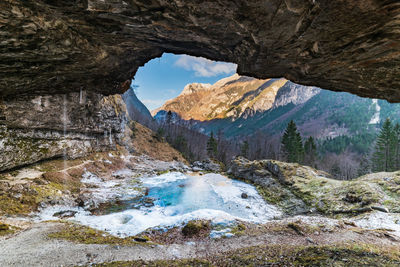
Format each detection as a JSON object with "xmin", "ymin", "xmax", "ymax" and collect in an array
[
  {"xmin": 75, "ymin": 192, "xmax": 95, "ymax": 208},
  {"xmin": 143, "ymin": 197, "xmax": 156, "ymax": 207},
  {"xmin": 193, "ymin": 159, "xmax": 223, "ymax": 173},
  {"xmin": 306, "ymin": 237, "xmax": 316, "ymax": 244},
  {"xmin": 192, "ymin": 167, "xmax": 203, "ymax": 172},
  {"xmin": 53, "ymin": 210, "xmax": 77, "ymax": 219},
  {"xmin": 371, "ymin": 206, "xmax": 389, "ymax": 213},
  {"xmin": 144, "ymin": 188, "xmax": 149, "ymax": 196},
  {"xmin": 192, "ymin": 161, "xmax": 204, "ymax": 168},
  {"xmin": 133, "ymin": 236, "xmax": 149, "ymax": 242}
]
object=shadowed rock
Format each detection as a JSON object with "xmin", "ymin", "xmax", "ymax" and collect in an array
[{"xmin": 0, "ymin": 0, "xmax": 399, "ymax": 101}]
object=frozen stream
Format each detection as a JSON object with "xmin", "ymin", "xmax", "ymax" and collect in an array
[{"xmin": 38, "ymin": 172, "xmax": 281, "ymax": 237}]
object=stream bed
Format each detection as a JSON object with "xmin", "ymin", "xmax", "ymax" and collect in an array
[{"xmin": 38, "ymin": 171, "xmax": 282, "ymax": 237}]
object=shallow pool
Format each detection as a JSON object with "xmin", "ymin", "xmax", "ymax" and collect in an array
[{"xmin": 39, "ymin": 172, "xmax": 281, "ymax": 237}]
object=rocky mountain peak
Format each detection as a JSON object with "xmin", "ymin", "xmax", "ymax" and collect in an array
[
  {"xmin": 180, "ymin": 83, "xmax": 212, "ymax": 96},
  {"xmin": 154, "ymin": 75, "xmax": 319, "ymax": 122}
]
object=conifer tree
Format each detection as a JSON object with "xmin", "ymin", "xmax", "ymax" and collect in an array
[
  {"xmin": 331, "ymin": 162, "xmax": 342, "ymax": 179},
  {"xmin": 394, "ymin": 123, "xmax": 400, "ymax": 170},
  {"xmin": 173, "ymin": 135, "xmax": 189, "ymax": 157},
  {"xmin": 166, "ymin": 110, "xmax": 173, "ymax": 125},
  {"xmin": 281, "ymin": 120, "xmax": 304, "ymax": 163},
  {"xmin": 240, "ymin": 140, "xmax": 249, "ymax": 158},
  {"xmin": 372, "ymin": 118, "xmax": 396, "ymax": 172},
  {"xmin": 357, "ymin": 154, "xmax": 371, "ymax": 177},
  {"xmin": 206, "ymin": 132, "xmax": 218, "ymax": 159},
  {"xmin": 304, "ymin": 136, "xmax": 317, "ymax": 167}
]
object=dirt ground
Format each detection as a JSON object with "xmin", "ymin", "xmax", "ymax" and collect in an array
[{"xmin": 0, "ymin": 216, "xmax": 398, "ymax": 267}]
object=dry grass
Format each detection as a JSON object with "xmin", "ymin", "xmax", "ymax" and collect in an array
[{"xmin": 132, "ymin": 123, "xmax": 187, "ymax": 163}]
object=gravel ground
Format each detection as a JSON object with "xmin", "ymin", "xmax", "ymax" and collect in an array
[{"xmin": 0, "ymin": 217, "xmax": 398, "ymax": 267}]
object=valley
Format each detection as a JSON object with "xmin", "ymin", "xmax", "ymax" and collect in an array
[{"xmin": 153, "ymin": 74, "xmax": 400, "ymax": 179}]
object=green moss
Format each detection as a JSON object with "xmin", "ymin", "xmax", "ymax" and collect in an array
[
  {"xmin": 93, "ymin": 243, "xmax": 400, "ymax": 267},
  {"xmin": 256, "ymin": 185, "xmax": 288, "ymax": 205},
  {"xmin": 0, "ymin": 222, "xmax": 19, "ymax": 236},
  {"xmin": 0, "ymin": 194, "xmax": 37, "ymax": 215},
  {"xmin": 48, "ymin": 222, "xmax": 150, "ymax": 246},
  {"xmin": 182, "ymin": 220, "xmax": 210, "ymax": 237},
  {"xmin": 230, "ymin": 222, "xmax": 246, "ymax": 236},
  {"xmin": 94, "ymin": 259, "xmax": 211, "ymax": 267},
  {"xmin": 0, "ymin": 172, "xmax": 81, "ymax": 216}
]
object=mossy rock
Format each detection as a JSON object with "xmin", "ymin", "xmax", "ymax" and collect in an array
[
  {"xmin": 231, "ymin": 157, "xmax": 400, "ymax": 216},
  {"xmin": 0, "ymin": 223, "xmax": 9, "ymax": 231},
  {"xmin": 48, "ymin": 222, "xmax": 148, "ymax": 246},
  {"xmin": 0, "ymin": 222, "xmax": 19, "ymax": 236},
  {"xmin": 182, "ymin": 220, "xmax": 210, "ymax": 237}
]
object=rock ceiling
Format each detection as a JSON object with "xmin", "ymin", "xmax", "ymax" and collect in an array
[{"xmin": 0, "ymin": 0, "xmax": 399, "ymax": 101}]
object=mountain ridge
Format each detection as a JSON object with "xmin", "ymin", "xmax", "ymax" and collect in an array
[{"xmin": 153, "ymin": 74, "xmax": 320, "ymax": 122}]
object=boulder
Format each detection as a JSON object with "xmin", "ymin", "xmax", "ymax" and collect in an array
[
  {"xmin": 229, "ymin": 157, "xmax": 400, "ymax": 216},
  {"xmin": 182, "ymin": 220, "xmax": 210, "ymax": 237}
]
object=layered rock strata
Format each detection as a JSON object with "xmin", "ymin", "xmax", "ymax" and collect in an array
[{"xmin": 0, "ymin": 92, "xmax": 128, "ymax": 171}]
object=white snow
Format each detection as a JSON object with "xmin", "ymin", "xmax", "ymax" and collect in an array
[
  {"xmin": 369, "ymin": 99, "xmax": 381, "ymax": 124},
  {"xmin": 141, "ymin": 171, "xmax": 188, "ymax": 186},
  {"xmin": 81, "ymin": 171, "xmax": 103, "ymax": 184},
  {"xmin": 352, "ymin": 212, "xmax": 400, "ymax": 237}
]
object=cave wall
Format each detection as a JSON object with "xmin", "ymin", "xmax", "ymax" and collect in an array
[
  {"xmin": 0, "ymin": 92, "xmax": 129, "ymax": 171},
  {"xmin": 0, "ymin": 0, "xmax": 399, "ymax": 101}
]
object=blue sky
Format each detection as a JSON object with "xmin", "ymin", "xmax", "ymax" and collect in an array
[{"xmin": 132, "ymin": 53, "xmax": 237, "ymax": 111}]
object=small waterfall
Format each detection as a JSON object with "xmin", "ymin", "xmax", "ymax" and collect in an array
[
  {"xmin": 79, "ymin": 88, "xmax": 84, "ymax": 104},
  {"xmin": 62, "ymin": 95, "xmax": 68, "ymax": 175},
  {"xmin": 109, "ymin": 128, "xmax": 113, "ymax": 144}
]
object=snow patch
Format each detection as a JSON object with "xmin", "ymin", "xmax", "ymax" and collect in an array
[
  {"xmin": 353, "ymin": 212, "xmax": 400, "ymax": 237},
  {"xmin": 369, "ymin": 99, "xmax": 381, "ymax": 124}
]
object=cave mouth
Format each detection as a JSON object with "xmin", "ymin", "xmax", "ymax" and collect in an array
[{"xmin": 128, "ymin": 52, "xmax": 400, "ymax": 181}]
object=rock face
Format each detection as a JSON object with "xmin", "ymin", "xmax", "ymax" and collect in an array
[
  {"xmin": 0, "ymin": 1, "xmax": 399, "ymax": 101},
  {"xmin": 272, "ymin": 81, "xmax": 321, "ymax": 109},
  {"xmin": 0, "ymin": 92, "xmax": 128, "ymax": 171},
  {"xmin": 122, "ymin": 88, "xmax": 156, "ymax": 130}
]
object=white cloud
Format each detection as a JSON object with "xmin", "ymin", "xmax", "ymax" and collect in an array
[
  {"xmin": 174, "ymin": 55, "xmax": 237, "ymax": 77},
  {"xmin": 165, "ymin": 89, "xmax": 177, "ymax": 95},
  {"xmin": 141, "ymin": 99, "xmax": 165, "ymax": 108}
]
